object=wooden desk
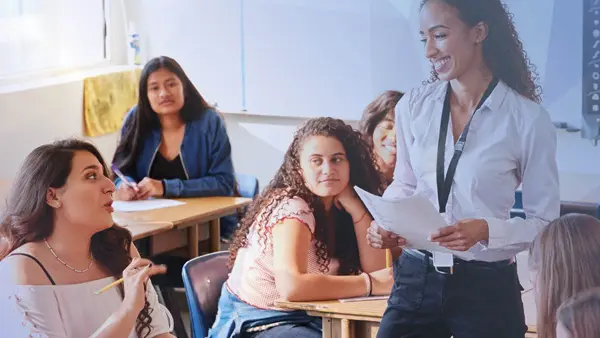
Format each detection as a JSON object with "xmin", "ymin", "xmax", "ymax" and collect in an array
[
  {"xmin": 121, "ymin": 221, "xmax": 174, "ymax": 241},
  {"xmin": 277, "ymin": 299, "xmax": 383, "ymax": 338},
  {"xmin": 114, "ymin": 196, "xmax": 252, "ymax": 256},
  {"xmin": 276, "ymin": 299, "xmax": 538, "ymax": 338}
]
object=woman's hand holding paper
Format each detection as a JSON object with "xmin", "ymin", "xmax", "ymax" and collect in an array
[
  {"xmin": 429, "ymin": 219, "xmax": 489, "ymax": 251},
  {"xmin": 367, "ymin": 220, "xmax": 407, "ymax": 249}
]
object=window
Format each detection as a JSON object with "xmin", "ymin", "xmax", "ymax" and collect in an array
[{"xmin": 0, "ymin": 0, "xmax": 107, "ymax": 78}]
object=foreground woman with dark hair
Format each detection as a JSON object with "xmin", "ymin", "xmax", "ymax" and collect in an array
[{"xmin": 0, "ymin": 139, "xmax": 175, "ymax": 338}]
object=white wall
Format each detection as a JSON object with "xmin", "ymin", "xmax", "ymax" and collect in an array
[
  {"xmin": 1, "ymin": 82, "xmax": 600, "ymax": 202},
  {"xmin": 0, "ymin": 81, "xmax": 119, "ymax": 179}
]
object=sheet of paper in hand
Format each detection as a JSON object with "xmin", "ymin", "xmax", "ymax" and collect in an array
[{"xmin": 354, "ymin": 186, "xmax": 475, "ymax": 260}]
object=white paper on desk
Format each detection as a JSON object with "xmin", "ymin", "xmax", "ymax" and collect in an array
[
  {"xmin": 338, "ymin": 295, "xmax": 388, "ymax": 303},
  {"xmin": 112, "ymin": 198, "xmax": 185, "ymax": 212},
  {"xmin": 354, "ymin": 187, "xmax": 475, "ymax": 260}
]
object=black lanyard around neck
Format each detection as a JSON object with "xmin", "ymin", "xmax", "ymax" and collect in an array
[{"xmin": 436, "ymin": 78, "xmax": 499, "ymax": 213}]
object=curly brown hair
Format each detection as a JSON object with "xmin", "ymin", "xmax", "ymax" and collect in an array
[
  {"xmin": 420, "ymin": 0, "xmax": 542, "ymax": 103},
  {"xmin": 0, "ymin": 139, "xmax": 154, "ymax": 338},
  {"xmin": 228, "ymin": 117, "xmax": 383, "ymax": 275}
]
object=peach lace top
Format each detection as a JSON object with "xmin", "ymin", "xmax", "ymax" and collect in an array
[{"xmin": 226, "ymin": 196, "xmax": 340, "ymax": 310}]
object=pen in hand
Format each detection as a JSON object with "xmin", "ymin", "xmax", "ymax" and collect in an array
[
  {"xmin": 94, "ymin": 263, "xmax": 167, "ymax": 295},
  {"xmin": 111, "ymin": 165, "xmax": 139, "ymax": 192},
  {"xmin": 94, "ymin": 277, "xmax": 127, "ymax": 295}
]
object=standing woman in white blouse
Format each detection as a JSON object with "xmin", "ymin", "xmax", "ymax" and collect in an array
[{"xmin": 367, "ymin": 0, "xmax": 560, "ymax": 337}]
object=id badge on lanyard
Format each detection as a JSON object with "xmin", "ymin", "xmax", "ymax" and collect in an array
[{"xmin": 433, "ymin": 78, "xmax": 499, "ymax": 273}]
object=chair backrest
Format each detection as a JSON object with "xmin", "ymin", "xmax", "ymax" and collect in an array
[
  {"xmin": 560, "ymin": 201, "xmax": 600, "ymax": 219},
  {"xmin": 512, "ymin": 191, "xmax": 600, "ymax": 220},
  {"xmin": 182, "ymin": 251, "xmax": 230, "ymax": 338},
  {"xmin": 235, "ymin": 173, "xmax": 259, "ymax": 199}
]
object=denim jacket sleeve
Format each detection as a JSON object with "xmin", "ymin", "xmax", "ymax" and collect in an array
[
  {"xmin": 163, "ymin": 111, "xmax": 236, "ymax": 198},
  {"xmin": 113, "ymin": 106, "xmax": 137, "ymax": 189}
]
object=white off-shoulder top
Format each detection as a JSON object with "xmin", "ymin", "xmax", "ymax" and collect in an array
[{"xmin": 0, "ymin": 276, "xmax": 173, "ymax": 338}]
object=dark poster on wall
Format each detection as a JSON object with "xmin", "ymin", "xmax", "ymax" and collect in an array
[
  {"xmin": 583, "ymin": 0, "xmax": 600, "ymax": 115},
  {"xmin": 583, "ymin": 0, "xmax": 600, "ymax": 142}
]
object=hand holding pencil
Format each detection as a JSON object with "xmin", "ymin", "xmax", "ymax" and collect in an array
[
  {"xmin": 112, "ymin": 165, "xmax": 140, "ymax": 201},
  {"xmin": 95, "ymin": 257, "xmax": 167, "ymax": 314}
]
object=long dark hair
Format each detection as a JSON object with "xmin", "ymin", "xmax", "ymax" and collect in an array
[
  {"xmin": 228, "ymin": 117, "xmax": 383, "ymax": 275},
  {"xmin": 0, "ymin": 139, "xmax": 153, "ymax": 338},
  {"xmin": 420, "ymin": 0, "xmax": 542, "ymax": 103},
  {"xmin": 113, "ymin": 56, "xmax": 212, "ymax": 173}
]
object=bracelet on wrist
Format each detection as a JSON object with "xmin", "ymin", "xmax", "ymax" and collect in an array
[
  {"xmin": 361, "ymin": 272, "xmax": 373, "ymax": 297},
  {"xmin": 353, "ymin": 210, "xmax": 368, "ymax": 224}
]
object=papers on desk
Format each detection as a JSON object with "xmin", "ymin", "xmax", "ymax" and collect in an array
[
  {"xmin": 338, "ymin": 295, "xmax": 388, "ymax": 303},
  {"xmin": 112, "ymin": 198, "xmax": 186, "ymax": 212},
  {"xmin": 354, "ymin": 187, "xmax": 475, "ymax": 260}
]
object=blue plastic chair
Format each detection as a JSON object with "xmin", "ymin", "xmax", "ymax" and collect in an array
[
  {"xmin": 221, "ymin": 173, "xmax": 259, "ymax": 240},
  {"xmin": 220, "ymin": 173, "xmax": 259, "ymax": 239},
  {"xmin": 182, "ymin": 251, "xmax": 230, "ymax": 338},
  {"xmin": 235, "ymin": 173, "xmax": 259, "ymax": 199}
]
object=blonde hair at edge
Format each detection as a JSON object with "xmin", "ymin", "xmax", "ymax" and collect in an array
[
  {"xmin": 528, "ymin": 213, "xmax": 600, "ymax": 338},
  {"xmin": 556, "ymin": 287, "xmax": 600, "ymax": 338}
]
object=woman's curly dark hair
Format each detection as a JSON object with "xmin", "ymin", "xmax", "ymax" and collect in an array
[
  {"xmin": 228, "ymin": 117, "xmax": 383, "ymax": 275},
  {"xmin": 421, "ymin": 0, "xmax": 542, "ymax": 103},
  {"xmin": 0, "ymin": 139, "xmax": 153, "ymax": 338}
]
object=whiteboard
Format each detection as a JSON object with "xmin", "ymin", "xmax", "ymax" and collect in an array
[
  {"xmin": 505, "ymin": 0, "xmax": 583, "ymax": 128},
  {"xmin": 133, "ymin": 0, "xmax": 583, "ymax": 126},
  {"xmin": 242, "ymin": 0, "xmax": 582, "ymax": 124},
  {"xmin": 243, "ymin": 0, "xmax": 427, "ymax": 119},
  {"xmin": 134, "ymin": 0, "xmax": 244, "ymax": 113}
]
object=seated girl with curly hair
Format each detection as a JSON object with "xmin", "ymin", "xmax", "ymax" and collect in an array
[{"xmin": 209, "ymin": 117, "xmax": 393, "ymax": 338}]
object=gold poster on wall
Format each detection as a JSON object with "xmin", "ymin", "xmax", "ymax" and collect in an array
[{"xmin": 83, "ymin": 68, "xmax": 142, "ymax": 137}]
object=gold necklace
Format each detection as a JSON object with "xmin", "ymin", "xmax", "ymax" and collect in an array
[{"xmin": 44, "ymin": 239, "xmax": 93, "ymax": 273}]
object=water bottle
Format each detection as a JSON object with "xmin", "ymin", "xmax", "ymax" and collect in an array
[{"xmin": 127, "ymin": 22, "xmax": 141, "ymax": 66}]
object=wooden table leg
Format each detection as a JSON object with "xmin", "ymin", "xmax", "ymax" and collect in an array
[
  {"xmin": 209, "ymin": 218, "xmax": 220, "ymax": 252},
  {"xmin": 322, "ymin": 318, "xmax": 333, "ymax": 338},
  {"xmin": 187, "ymin": 224, "xmax": 199, "ymax": 258},
  {"xmin": 341, "ymin": 318, "xmax": 354, "ymax": 338}
]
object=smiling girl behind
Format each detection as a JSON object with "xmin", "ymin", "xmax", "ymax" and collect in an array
[{"xmin": 358, "ymin": 90, "xmax": 404, "ymax": 189}]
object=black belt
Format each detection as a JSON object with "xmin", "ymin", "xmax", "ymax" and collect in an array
[{"xmin": 416, "ymin": 249, "xmax": 513, "ymax": 269}]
